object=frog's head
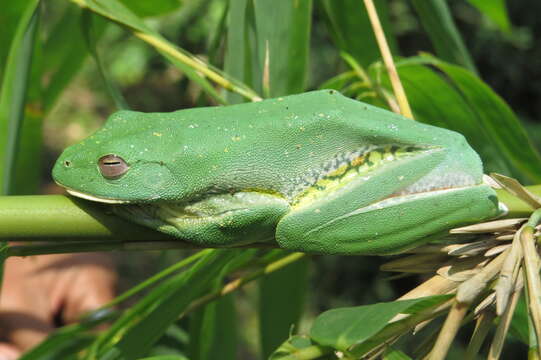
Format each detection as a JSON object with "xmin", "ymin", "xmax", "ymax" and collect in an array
[{"xmin": 53, "ymin": 110, "xmax": 182, "ymax": 203}]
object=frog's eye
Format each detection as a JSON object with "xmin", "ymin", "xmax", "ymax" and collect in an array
[{"xmin": 98, "ymin": 154, "xmax": 129, "ymax": 179}]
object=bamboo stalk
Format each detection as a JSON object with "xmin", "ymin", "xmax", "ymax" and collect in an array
[
  {"xmin": 427, "ymin": 301, "xmax": 469, "ymax": 360},
  {"xmin": 362, "ymin": 0, "xmax": 414, "ymax": 119}
]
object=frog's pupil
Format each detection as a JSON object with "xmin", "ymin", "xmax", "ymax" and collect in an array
[{"xmin": 98, "ymin": 154, "xmax": 129, "ymax": 179}]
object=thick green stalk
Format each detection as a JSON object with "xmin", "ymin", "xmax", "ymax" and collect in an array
[
  {"xmin": 0, "ymin": 187, "xmax": 538, "ymax": 244},
  {"xmin": 0, "ymin": 195, "xmax": 169, "ymax": 240}
]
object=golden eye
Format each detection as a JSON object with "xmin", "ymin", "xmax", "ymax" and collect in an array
[{"xmin": 98, "ymin": 154, "xmax": 129, "ymax": 179}]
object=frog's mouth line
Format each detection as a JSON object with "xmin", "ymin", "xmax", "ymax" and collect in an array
[{"xmin": 64, "ymin": 188, "xmax": 132, "ymax": 204}]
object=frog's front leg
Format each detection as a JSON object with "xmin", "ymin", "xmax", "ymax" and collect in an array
[
  {"xmin": 275, "ymin": 149, "xmax": 499, "ymax": 255},
  {"xmin": 114, "ymin": 192, "xmax": 290, "ymax": 247}
]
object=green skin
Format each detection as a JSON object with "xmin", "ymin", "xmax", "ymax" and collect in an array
[{"xmin": 53, "ymin": 90, "xmax": 500, "ymax": 255}]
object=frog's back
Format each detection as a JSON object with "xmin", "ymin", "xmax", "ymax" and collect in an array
[{"xmin": 102, "ymin": 90, "xmax": 476, "ymax": 202}]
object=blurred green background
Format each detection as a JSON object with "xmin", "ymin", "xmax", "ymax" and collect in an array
[{"xmin": 1, "ymin": 0, "xmax": 540, "ymax": 358}]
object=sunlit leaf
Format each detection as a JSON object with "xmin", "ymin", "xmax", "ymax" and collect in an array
[
  {"xmin": 467, "ymin": 0, "xmax": 511, "ymax": 33},
  {"xmin": 310, "ymin": 296, "xmax": 450, "ymax": 351}
]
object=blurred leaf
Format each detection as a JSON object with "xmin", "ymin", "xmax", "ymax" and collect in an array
[
  {"xmin": 187, "ymin": 249, "xmax": 259, "ymax": 360},
  {"xmin": 251, "ymin": 0, "xmax": 312, "ymax": 97},
  {"xmin": 20, "ymin": 309, "xmax": 115, "ymax": 360},
  {"xmin": 383, "ymin": 348, "xmax": 413, "ymax": 360},
  {"xmin": 320, "ymin": 0, "xmax": 396, "ymax": 68},
  {"xmin": 0, "ymin": 0, "xmax": 40, "ymax": 195},
  {"xmin": 139, "ymin": 356, "xmax": 189, "ymax": 360},
  {"xmin": 270, "ymin": 335, "xmax": 334, "ymax": 360},
  {"xmin": 189, "ymin": 295, "xmax": 237, "ymax": 360},
  {"xmin": 0, "ymin": 242, "xmax": 9, "ymax": 292},
  {"xmin": 224, "ymin": 0, "xmax": 311, "ymax": 101},
  {"xmin": 411, "ymin": 0, "xmax": 477, "ymax": 74},
  {"xmin": 82, "ymin": 10, "xmax": 128, "ymax": 110},
  {"xmin": 187, "ymin": 250, "xmax": 248, "ymax": 360},
  {"xmin": 42, "ymin": 6, "xmax": 107, "ymax": 113},
  {"xmin": 109, "ymin": 40, "xmax": 149, "ymax": 86},
  {"xmin": 70, "ymin": 0, "xmax": 259, "ymax": 103},
  {"xmin": 0, "ymin": 0, "xmax": 30, "ymax": 75},
  {"xmin": 118, "ymin": 0, "xmax": 182, "ymax": 18},
  {"xmin": 434, "ymin": 60, "xmax": 541, "ymax": 183},
  {"xmin": 380, "ymin": 61, "xmax": 512, "ymax": 175},
  {"xmin": 259, "ymin": 254, "xmax": 309, "ymax": 359},
  {"xmin": 11, "ymin": 37, "xmax": 43, "ymax": 196},
  {"xmin": 310, "ymin": 296, "xmax": 450, "ymax": 352},
  {"xmin": 509, "ymin": 296, "xmax": 530, "ymax": 345},
  {"xmin": 366, "ymin": 56, "xmax": 541, "ymax": 183},
  {"xmin": 223, "ymin": 0, "xmax": 250, "ymax": 104},
  {"xmin": 95, "ymin": 250, "xmax": 237, "ymax": 359},
  {"xmin": 467, "ymin": 0, "xmax": 511, "ymax": 33},
  {"xmin": 206, "ymin": 0, "xmax": 228, "ymax": 66}
]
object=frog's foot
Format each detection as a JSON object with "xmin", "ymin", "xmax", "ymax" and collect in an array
[{"xmin": 113, "ymin": 192, "xmax": 290, "ymax": 247}]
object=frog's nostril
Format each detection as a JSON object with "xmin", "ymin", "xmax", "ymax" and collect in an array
[{"xmin": 64, "ymin": 160, "xmax": 72, "ymax": 167}]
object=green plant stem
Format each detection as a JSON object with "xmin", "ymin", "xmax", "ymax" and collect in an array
[
  {"xmin": 0, "ymin": 195, "xmax": 172, "ymax": 240},
  {"xmin": 0, "ymin": 187, "xmax": 539, "ymax": 245}
]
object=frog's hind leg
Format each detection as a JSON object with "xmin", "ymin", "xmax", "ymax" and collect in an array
[
  {"xmin": 275, "ymin": 146, "xmax": 479, "ymax": 255},
  {"xmin": 114, "ymin": 192, "xmax": 290, "ymax": 247}
]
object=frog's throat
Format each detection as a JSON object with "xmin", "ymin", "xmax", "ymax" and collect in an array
[{"xmin": 64, "ymin": 188, "xmax": 132, "ymax": 204}]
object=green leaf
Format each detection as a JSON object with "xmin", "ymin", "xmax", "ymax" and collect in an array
[
  {"xmin": 223, "ymin": 0, "xmax": 251, "ymax": 105},
  {"xmin": 251, "ymin": 0, "xmax": 312, "ymax": 97},
  {"xmin": 310, "ymin": 296, "xmax": 450, "ymax": 351},
  {"xmin": 20, "ymin": 310, "xmax": 115, "ymax": 360},
  {"xmin": 42, "ymin": 6, "xmax": 107, "ymax": 113},
  {"xmin": 385, "ymin": 62, "xmax": 512, "ymax": 175},
  {"xmin": 189, "ymin": 295, "xmax": 237, "ymax": 360},
  {"xmin": 259, "ymin": 254, "xmax": 309, "ymax": 359},
  {"xmin": 224, "ymin": 0, "xmax": 312, "ymax": 101},
  {"xmin": 95, "ymin": 250, "xmax": 237, "ymax": 359},
  {"xmin": 70, "ymin": 0, "xmax": 258, "ymax": 103},
  {"xmin": 0, "ymin": 242, "xmax": 9, "ymax": 294},
  {"xmin": 81, "ymin": 10, "xmax": 128, "ymax": 110},
  {"xmin": 368, "ymin": 56, "xmax": 541, "ymax": 183},
  {"xmin": 118, "ymin": 0, "xmax": 182, "ymax": 18},
  {"xmin": 410, "ymin": 0, "xmax": 477, "ymax": 74},
  {"xmin": 383, "ymin": 347, "xmax": 413, "ymax": 360},
  {"xmin": 0, "ymin": 0, "xmax": 40, "ymax": 195},
  {"xmin": 0, "ymin": 0, "xmax": 31, "ymax": 74},
  {"xmin": 269, "ymin": 335, "xmax": 334, "ymax": 360},
  {"xmin": 467, "ymin": 0, "xmax": 511, "ymax": 33},
  {"xmin": 434, "ymin": 61, "xmax": 541, "ymax": 183},
  {"xmin": 139, "ymin": 356, "xmax": 189, "ymax": 360},
  {"xmin": 321, "ymin": 0, "xmax": 396, "ymax": 68},
  {"xmin": 509, "ymin": 296, "xmax": 529, "ymax": 345}
]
